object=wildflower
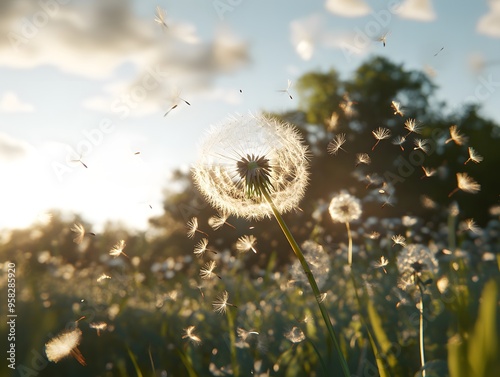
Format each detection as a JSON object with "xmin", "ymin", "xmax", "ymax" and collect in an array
[
  {"xmin": 278, "ymin": 79, "xmax": 293, "ymax": 99},
  {"xmin": 285, "ymin": 327, "xmax": 305, "ymax": 343},
  {"xmin": 448, "ymin": 173, "xmax": 481, "ymax": 197},
  {"xmin": 372, "ymin": 256, "xmax": 389, "ymax": 273},
  {"xmin": 445, "ymin": 125, "xmax": 468, "ymax": 145},
  {"xmin": 327, "ymin": 133, "xmax": 347, "ymax": 155},
  {"xmin": 200, "ymin": 261, "xmax": 221, "ymax": 280},
  {"xmin": 392, "ymin": 135, "xmax": 406, "ymax": 151},
  {"xmin": 391, "ymin": 100, "xmax": 404, "ymax": 116},
  {"xmin": 70, "ymin": 223, "xmax": 95, "ymax": 245},
  {"xmin": 193, "ymin": 238, "xmax": 217, "ymax": 258},
  {"xmin": 414, "ymin": 138, "xmax": 430, "ymax": 154},
  {"xmin": 392, "ymin": 235, "xmax": 407, "ymax": 248},
  {"xmin": 182, "ymin": 326, "xmax": 202, "ymax": 345},
  {"xmin": 236, "ymin": 235, "xmax": 258, "ymax": 254},
  {"xmin": 212, "ymin": 290, "xmax": 237, "ymax": 314},
  {"xmin": 404, "ymin": 119, "xmax": 422, "ymax": 136},
  {"xmin": 192, "ymin": 113, "xmax": 309, "ymax": 220},
  {"xmin": 355, "ymin": 153, "xmax": 371, "ymax": 166},
  {"xmin": 396, "ymin": 244, "xmax": 439, "ymax": 283},
  {"xmin": 96, "ymin": 273, "xmax": 111, "ymax": 282},
  {"xmin": 89, "ymin": 322, "xmax": 107, "ymax": 336},
  {"xmin": 208, "ymin": 213, "xmax": 235, "ymax": 230},
  {"xmin": 421, "ymin": 166, "xmax": 436, "ymax": 179},
  {"xmin": 371, "ymin": 127, "xmax": 391, "ymax": 150},
  {"xmin": 45, "ymin": 328, "xmax": 86, "ymax": 366},
  {"xmin": 328, "ymin": 192, "xmax": 362, "ymax": 223},
  {"xmin": 154, "ymin": 5, "xmax": 168, "ymax": 29},
  {"xmin": 464, "ymin": 147, "xmax": 483, "ymax": 164},
  {"xmin": 109, "ymin": 240, "xmax": 128, "ymax": 258},
  {"xmin": 186, "ymin": 217, "xmax": 208, "ymax": 238}
]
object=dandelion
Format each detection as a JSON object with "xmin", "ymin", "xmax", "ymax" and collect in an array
[
  {"xmin": 212, "ymin": 290, "xmax": 237, "ymax": 314},
  {"xmin": 391, "ymin": 100, "xmax": 404, "ymax": 116},
  {"xmin": 45, "ymin": 328, "xmax": 86, "ymax": 366},
  {"xmin": 96, "ymin": 273, "xmax": 111, "ymax": 282},
  {"xmin": 327, "ymin": 133, "xmax": 347, "ymax": 155},
  {"xmin": 192, "ymin": 113, "xmax": 309, "ymax": 220},
  {"xmin": 89, "ymin": 322, "xmax": 107, "ymax": 336},
  {"xmin": 208, "ymin": 213, "xmax": 235, "ymax": 230},
  {"xmin": 448, "ymin": 172, "xmax": 481, "ymax": 197},
  {"xmin": 186, "ymin": 217, "xmax": 208, "ymax": 238},
  {"xmin": 392, "ymin": 234, "xmax": 407, "ymax": 248},
  {"xmin": 464, "ymin": 147, "xmax": 483, "ymax": 164},
  {"xmin": 421, "ymin": 166, "xmax": 436, "ymax": 179},
  {"xmin": 154, "ymin": 5, "xmax": 168, "ymax": 29},
  {"xmin": 200, "ymin": 261, "xmax": 221, "ymax": 280},
  {"xmin": 236, "ymin": 235, "xmax": 258, "ymax": 254},
  {"xmin": 278, "ymin": 79, "xmax": 293, "ymax": 99},
  {"xmin": 164, "ymin": 89, "xmax": 191, "ymax": 116},
  {"xmin": 109, "ymin": 240, "xmax": 128, "ymax": 258},
  {"xmin": 392, "ymin": 135, "xmax": 406, "ymax": 151},
  {"xmin": 372, "ymin": 256, "xmax": 389, "ymax": 273},
  {"xmin": 445, "ymin": 125, "xmax": 468, "ymax": 145},
  {"xmin": 193, "ymin": 238, "xmax": 217, "ymax": 258},
  {"xmin": 355, "ymin": 153, "xmax": 371, "ymax": 166},
  {"xmin": 371, "ymin": 127, "xmax": 391, "ymax": 150},
  {"xmin": 285, "ymin": 327, "xmax": 305, "ymax": 343},
  {"xmin": 70, "ymin": 223, "xmax": 95, "ymax": 244},
  {"xmin": 404, "ymin": 119, "xmax": 422, "ymax": 136},
  {"xmin": 182, "ymin": 326, "xmax": 202, "ymax": 345},
  {"xmin": 414, "ymin": 138, "xmax": 430, "ymax": 154}
]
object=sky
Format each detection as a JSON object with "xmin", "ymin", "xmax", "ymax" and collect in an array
[{"xmin": 1, "ymin": 0, "xmax": 499, "ymax": 232}]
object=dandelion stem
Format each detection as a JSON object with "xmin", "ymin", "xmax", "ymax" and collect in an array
[
  {"xmin": 417, "ymin": 282, "xmax": 426, "ymax": 376},
  {"xmin": 226, "ymin": 309, "xmax": 239, "ymax": 377},
  {"xmin": 345, "ymin": 222, "xmax": 353, "ymax": 266},
  {"xmin": 261, "ymin": 188, "xmax": 350, "ymax": 376}
]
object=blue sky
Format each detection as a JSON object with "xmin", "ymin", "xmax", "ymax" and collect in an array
[{"xmin": 1, "ymin": 0, "xmax": 499, "ymax": 231}]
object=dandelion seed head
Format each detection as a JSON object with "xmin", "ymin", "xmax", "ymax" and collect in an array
[
  {"xmin": 45, "ymin": 328, "xmax": 85, "ymax": 365},
  {"xmin": 397, "ymin": 244, "xmax": 439, "ymax": 282},
  {"xmin": 328, "ymin": 192, "xmax": 362, "ymax": 223},
  {"xmin": 192, "ymin": 113, "xmax": 309, "ymax": 220}
]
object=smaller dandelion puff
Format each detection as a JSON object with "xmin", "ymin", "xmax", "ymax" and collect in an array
[
  {"xmin": 97, "ymin": 273, "xmax": 111, "ymax": 282},
  {"xmin": 372, "ymin": 256, "xmax": 389, "ymax": 273},
  {"xmin": 109, "ymin": 240, "xmax": 128, "ymax": 258},
  {"xmin": 355, "ymin": 153, "xmax": 371, "ymax": 166},
  {"xmin": 421, "ymin": 166, "xmax": 436, "ymax": 179},
  {"xmin": 187, "ymin": 217, "xmax": 208, "ymax": 238},
  {"xmin": 391, "ymin": 101, "xmax": 404, "ymax": 117},
  {"xmin": 200, "ymin": 261, "xmax": 221, "ymax": 280},
  {"xmin": 329, "ymin": 192, "xmax": 362, "ymax": 223},
  {"xmin": 404, "ymin": 119, "xmax": 422, "ymax": 136},
  {"xmin": 327, "ymin": 133, "xmax": 347, "ymax": 155},
  {"xmin": 278, "ymin": 79, "xmax": 293, "ymax": 99},
  {"xmin": 414, "ymin": 138, "xmax": 430, "ymax": 154},
  {"xmin": 212, "ymin": 290, "xmax": 237, "ymax": 314},
  {"xmin": 154, "ymin": 5, "xmax": 168, "ymax": 29},
  {"xmin": 70, "ymin": 223, "xmax": 95, "ymax": 244},
  {"xmin": 236, "ymin": 235, "xmax": 258, "ymax": 254},
  {"xmin": 285, "ymin": 327, "xmax": 306, "ymax": 343},
  {"xmin": 449, "ymin": 172, "xmax": 481, "ymax": 197},
  {"xmin": 392, "ymin": 135, "xmax": 406, "ymax": 151},
  {"xmin": 464, "ymin": 147, "xmax": 483, "ymax": 164},
  {"xmin": 392, "ymin": 234, "xmax": 407, "ymax": 248},
  {"xmin": 182, "ymin": 326, "xmax": 202, "ymax": 345},
  {"xmin": 45, "ymin": 328, "xmax": 86, "ymax": 366},
  {"xmin": 372, "ymin": 127, "xmax": 391, "ymax": 151},
  {"xmin": 446, "ymin": 125, "xmax": 468, "ymax": 145},
  {"xmin": 89, "ymin": 322, "xmax": 107, "ymax": 336},
  {"xmin": 194, "ymin": 238, "xmax": 217, "ymax": 258}
]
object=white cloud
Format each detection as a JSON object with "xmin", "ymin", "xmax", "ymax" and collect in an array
[
  {"xmin": 397, "ymin": 0, "xmax": 436, "ymax": 22},
  {"xmin": 477, "ymin": 0, "xmax": 500, "ymax": 37},
  {"xmin": 0, "ymin": 132, "xmax": 32, "ymax": 161},
  {"xmin": 0, "ymin": 91, "xmax": 34, "ymax": 113},
  {"xmin": 325, "ymin": 0, "xmax": 371, "ymax": 18}
]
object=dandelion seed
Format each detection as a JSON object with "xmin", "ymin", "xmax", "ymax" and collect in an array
[
  {"xmin": 392, "ymin": 235, "xmax": 407, "ymax": 248},
  {"xmin": 355, "ymin": 153, "xmax": 371, "ymax": 166},
  {"xmin": 326, "ymin": 112, "xmax": 339, "ymax": 131},
  {"xmin": 208, "ymin": 213, "xmax": 235, "ymax": 230},
  {"xmin": 366, "ymin": 231, "xmax": 380, "ymax": 240},
  {"xmin": 237, "ymin": 328, "xmax": 259, "ymax": 341},
  {"xmin": 70, "ymin": 223, "xmax": 95, "ymax": 244},
  {"xmin": 96, "ymin": 273, "xmax": 111, "ymax": 282},
  {"xmin": 381, "ymin": 195, "xmax": 395, "ymax": 208},
  {"xmin": 434, "ymin": 47, "xmax": 444, "ymax": 57},
  {"xmin": 182, "ymin": 326, "xmax": 202, "ymax": 345},
  {"xmin": 449, "ymin": 172, "xmax": 481, "ymax": 197},
  {"xmin": 463, "ymin": 218, "xmax": 482, "ymax": 235},
  {"xmin": 109, "ymin": 240, "xmax": 128, "ymax": 258},
  {"xmin": 464, "ymin": 147, "xmax": 483, "ymax": 164},
  {"xmin": 154, "ymin": 5, "xmax": 168, "ymax": 29},
  {"xmin": 371, "ymin": 127, "xmax": 391, "ymax": 150},
  {"xmin": 193, "ymin": 238, "xmax": 217, "ymax": 258},
  {"xmin": 397, "ymin": 244, "xmax": 439, "ymax": 282},
  {"xmin": 445, "ymin": 125, "xmax": 468, "ymax": 145},
  {"xmin": 377, "ymin": 32, "xmax": 389, "ymax": 47},
  {"xmin": 278, "ymin": 79, "xmax": 293, "ymax": 99},
  {"xmin": 404, "ymin": 119, "xmax": 422, "ymax": 136},
  {"xmin": 318, "ymin": 292, "xmax": 328, "ymax": 303},
  {"xmin": 236, "ymin": 235, "xmax": 258, "ymax": 254},
  {"xmin": 164, "ymin": 89, "xmax": 191, "ymax": 116},
  {"xmin": 421, "ymin": 166, "xmax": 436, "ymax": 179},
  {"xmin": 340, "ymin": 93, "xmax": 356, "ymax": 117},
  {"xmin": 329, "ymin": 192, "xmax": 362, "ymax": 223},
  {"xmin": 414, "ymin": 138, "xmax": 430, "ymax": 154},
  {"xmin": 45, "ymin": 328, "xmax": 86, "ymax": 366},
  {"xmin": 392, "ymin": 135, "xmax": 406, "ymax": 151},
  {"xmin": 391, "ymin": 101, "xmax": 404, "ymax": 117},
  {"xmin": 212, "ymin": 290, "xmax": 237, "ymax": 314},
  {"xmin": 187, "ymin": 217, "xmax": 208, "ymax": 238},
  {"xmin": 327, "ymin": 133, "xmax": 347, "ymax": 155},
  {"xmin": 365, "ymin": 174, "xmax": 381, "ymax": 189},
  {"xmin": 372, "ymin": 256, "xmax": 389, "ymax": 273},
  {"xmin": 200, "ymin": 261, "xmax": 221, "ymax": 280},
  {"xmin": 89, "ymin": 322, "xmax": 107, "ymax": 336},
  {"xmin": 285, "ymin": 327, "xmax": 305, "ymax": 343},
  {"xmin": 192, "ymin": 113, "xmax": 309, "ymax": 220}
]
